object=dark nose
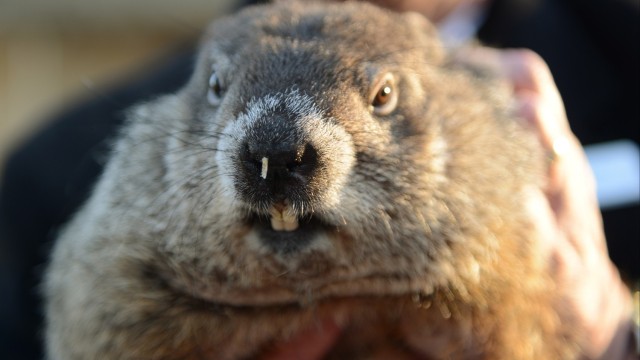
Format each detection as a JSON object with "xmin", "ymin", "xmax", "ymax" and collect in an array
[{"xmin": 239, "ymin": 135, "xmax": 319, "ymax": 204}]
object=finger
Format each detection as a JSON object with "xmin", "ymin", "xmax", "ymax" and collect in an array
[
  {"xmin": 504, "ymin": 50, "xmax": 569, "ymax": 136},
  {"xmin": 453, "ymin": 47, "xmax": 555, "ymax": 94},
  {"xmin": 454, "ymin": 47, "xmax": 570, "ymax": 142},
  {"xmin": 259, "ymin": 319, "xmax": 342, "ymax": 360},
  {"xmin": 513, "ymin": 89, "xmax": 558, "ymax": 150},
  {"xmin": 504, "ymin": 51, "xmax": 606, "ymax": 256},
  {"xmin": 552, "ymin": 148, "xmax": 607, "ymax": 255}
]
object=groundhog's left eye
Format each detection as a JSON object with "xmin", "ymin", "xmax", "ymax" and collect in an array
[
  {"xmin": 370, "ymin": 73, "xmax": 397, "ymax": 116},
  {"xmin": 207, "ymin": 71, "xmax": 224, "ymax": 106}
]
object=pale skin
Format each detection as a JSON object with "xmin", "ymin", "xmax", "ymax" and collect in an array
[{"xmin": 260, "ymin": 2, "xmax": 635, "ymax": 358}]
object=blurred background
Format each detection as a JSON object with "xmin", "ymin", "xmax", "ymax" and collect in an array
[
  {"xmin": 0, "ymin": 0, "xmax": 638, "ymax": 359},
  {"xmin": 0, "ymin": 0, "xmax": 236, "ymax": 178}
]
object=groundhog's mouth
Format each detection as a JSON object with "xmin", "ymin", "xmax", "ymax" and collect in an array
[
  {"xmin": 249, "ymin": 211, "xmax": 329, "ymax": 253},
  {"xmin": 266, "ymin": 202, "xmax": 301, "ymax": 231},
  {"xmin": 243, "ymin": 201, "xmax": 338, "ymax": 253}
]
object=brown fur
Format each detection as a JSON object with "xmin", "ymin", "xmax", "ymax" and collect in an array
[{"xmin": 44, "ymin": 1, "xmax": 582, "ymax": 359}]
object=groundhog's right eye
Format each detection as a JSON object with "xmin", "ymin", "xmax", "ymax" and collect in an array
[
  {"xmin": 207, "ymin": 72, "xmax": 224, "ymax": 106},
  {"xmin": 369, "ymin": 73, "xmax": 398, "ymax": 116}
]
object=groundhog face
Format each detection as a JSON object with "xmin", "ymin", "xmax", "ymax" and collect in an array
[
  {"xmin": 143, "ymin": 1, "xmax": 530, "ymax": 308},
  {"xmin": 46, "ymin": 2, "xmax": 556, "ymax": 359}
]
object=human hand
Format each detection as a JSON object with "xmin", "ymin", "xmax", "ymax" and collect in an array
[{"xmin": 457, "ymin": 47, "xmax": 635, "ymax": 359}]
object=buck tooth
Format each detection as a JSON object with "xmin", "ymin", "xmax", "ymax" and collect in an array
[
  {"xmin": 268, "ymin": 203, "xmax": 298, "ymax": 231},
  {"xmin": 270, "ymin": 217, "xmax": 285, "ymax": 231},
  {"xmin": 269, "ymin": 206, "xmax": 282, "ymax": 219},
  {"xmin": 282, "ymin": 217, "xmax": 299, "ymax": 231},
  {"xmin": 282, "ymin": 209, "xmax": 296, "ymax": 223}
]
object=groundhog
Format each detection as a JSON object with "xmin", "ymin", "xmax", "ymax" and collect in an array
[{"xmin": 44, "ymin": 1, "xmax": 582, "ymax": 359}]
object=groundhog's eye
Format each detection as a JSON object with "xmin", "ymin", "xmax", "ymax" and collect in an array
[
  {"xmin": 370, "ymin": 73, "xmax": 398, "ymax": 116},
  {"xmin": 207, "ymin": 71, "xmax": 224, "ymax": 106}
]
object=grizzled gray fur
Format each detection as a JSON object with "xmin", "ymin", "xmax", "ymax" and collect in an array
[{"xmin": 44, "ymin": 1, "xmax": 581, "ymax": 359}]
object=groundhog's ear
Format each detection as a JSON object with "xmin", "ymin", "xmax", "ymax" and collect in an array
[{"xmin": 402, "ymin": 11, "xmax": 445, "ymax": 64}]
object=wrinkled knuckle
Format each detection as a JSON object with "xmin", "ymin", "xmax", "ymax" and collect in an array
[
  {"xmin": 513, "ymin": 49, "xmax": 546, "ymax": 70},
  {"xmin": 515, "ymin": 90, "xmax": 545, "ymax": 125},
  {"xmin": 510, "ymin": 49, "xmax": 548, "ymax": 85}
]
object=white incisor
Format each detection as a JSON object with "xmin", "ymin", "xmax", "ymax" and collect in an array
[{"xmin": 269, "ymin": 204, "xmax": 299, "ymax": 232}]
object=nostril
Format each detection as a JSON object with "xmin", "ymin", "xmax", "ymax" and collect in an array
[
  {"xmin": 286, "ymin": 161, "xmax": 298, "ymax": 173},
  {"xmin": 291, "ymin": 143, "xmax": 318, "ymax": 177}
]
